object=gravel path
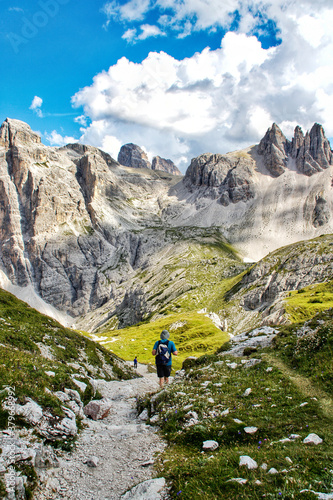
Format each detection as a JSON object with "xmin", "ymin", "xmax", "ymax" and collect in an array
[{"xmin": 34, "ymin": 364, "xmax": 166, "ymax": 500}]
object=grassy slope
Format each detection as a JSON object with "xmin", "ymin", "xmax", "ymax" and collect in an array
[
  {"xmin": 0, "ymin": 288, "xmax": 134, "ymax": 428},
  {"xmin": 87, "ymin": 311, "xmax": 229, "ymax": 371},
  {"xmin": 140, "ymin": 309, "xmax": 333, "ymax": 499},
  {"xmin": 284, "ymin": 282, "xmax": 333, "ymax": 324}
]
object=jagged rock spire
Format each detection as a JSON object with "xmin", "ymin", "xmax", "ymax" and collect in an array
[
  {"xmin": 257, "ymin": 123, "xmax": 290, "ymax": 177},
  {"xmin": 258, "ymin": 122, "xmax": 333, "ymax": 177}
]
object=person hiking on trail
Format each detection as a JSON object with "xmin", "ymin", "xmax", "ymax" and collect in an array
[
  {"xmin": 133, "ymin": 356, "xmax": 138, "ymax": 369},
  {"xmin": 152, "ymin": 330, "xmax": 178, "ymax": 388}
]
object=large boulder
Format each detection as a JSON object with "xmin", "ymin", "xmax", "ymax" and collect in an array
[{"xmin": 83, "ymin": 398, "xmax": 112, "ymax": 420}]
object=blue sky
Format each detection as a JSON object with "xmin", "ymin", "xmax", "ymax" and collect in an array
[{"xmin": 1, "ymin": 0, "xmax": 333, "ymax": 171}]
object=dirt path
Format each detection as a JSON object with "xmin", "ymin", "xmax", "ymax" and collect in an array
[
  {"xmin": 263, "ymin": 354, "xmax": 333, "ymax": 419},
  {"xmin": 34, "ymin": 364, "xmax": 166, "ymax": 500}
]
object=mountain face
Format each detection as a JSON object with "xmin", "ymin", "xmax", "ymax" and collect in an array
[{"xmin": 0, "ymin": 118, "xmax": 333, "ymax": 330}]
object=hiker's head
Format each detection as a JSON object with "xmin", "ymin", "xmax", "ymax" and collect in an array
[{"xmin": 160, "ymin": 330, "xmax": 170, "ymax": 340}]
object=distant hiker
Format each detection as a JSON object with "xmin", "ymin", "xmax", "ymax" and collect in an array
[
  {"xmin": 152, "ymin": 330, "xmax": 178, "ymax": 388},
  {"xmin": 134, "ymin": 356, "xmax": 138, "ymax": 369}
]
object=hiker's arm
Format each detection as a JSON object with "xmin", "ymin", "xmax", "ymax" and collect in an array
[{"xmin": 152, "ymin": 349, "xmax": 157, "ymax": 355}]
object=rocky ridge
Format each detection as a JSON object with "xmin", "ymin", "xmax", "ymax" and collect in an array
[{"xmin": 224, "ymin": 234, "xmax": 333, "ymax": 327}]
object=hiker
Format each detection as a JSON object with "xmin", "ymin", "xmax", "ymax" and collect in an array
[
  {"xmin": 133, "ymin": 356, "xmax": 138, "ymax": 369},
  {"xmin": 152, "ymin": 330, "xmax": 178, "ymax": 388}
]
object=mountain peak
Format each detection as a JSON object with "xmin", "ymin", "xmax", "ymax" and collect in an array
[
  {"xmin": 0, "ymin": 118, "xmax": 41, "ymax": 148},
  {"xmin": 118, "ymin": 143, "xmax": 151, "ymax": 169},
  {"xmin": 151, "ymin": 155, "xmax": 182, "ymax": 176},
  {"xmin": 258, "ymin": 122, "xmax": 333, "ymax": 176}
]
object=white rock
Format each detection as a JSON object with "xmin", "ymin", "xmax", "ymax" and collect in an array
[
  {"xmin": 85, "ymin": 456, "xmax": 99, "ymax": 467},
  {"xmin": 149, "ymin": 415, "xmax": 159, "ymax": 424},
  {"xmin": 266, "ymin": 367, "xmax": 273, "ymax": 372},
  {"xmin": 208, "ymin": 398, "xmax": 214, "ymax": 404},
  {"xmin": 233, "ymin": 419, "xmax": 243, "ymax": 424},
  {"xmin": 72, "ymin": 379, "xmax": 87, "ymax": 393},
  {"xmin": 300, "ymin": 402, "xmax": 308, "ymax": 407},
  {"xmin": 83, "ymin": 398, "xmax": 112, "ymax": 420},
  {"xmin": 227, "ymin": 362, "xmax": 238, "ymax": 370},
  {"xmin": 64, "ymin": 388, "xmax": 82, "ymax": 405},
  {"xmin": 121, "ymin": 477, "xmax": 166, "ymax": 500},
  {"xmin": 290, "ymin": 434, "xmax": 301, "ymax": 439},
  {"xmin": 14, "ymin": 399, "xmax": 43, "ymax": 425},
  {"xmin": 227, "ymin": 478, "xmax": 247, "ymax": 484},
  {"xmin": 139, "ymin": 409, "xmax": 149, "ymax": 421},
  {"xmin": 300, "ymin": 491, "xmax": 333, "ymax": 499},
  {"xmin": 255, "ymin": 480, "xmax": 262, "ymax": 485},
  {"xmin": 303, "ymin": 433, "xmax": 323, "ymax": 445},
  {"xmin": 244, "ymin": 426, "xmax": 258, "ymax": 434},
  {"xmin": 202, "ymin": 440, "xmax": 219, "ymax": 451},
  {"xmin": 285, "ymin": 456, "xmax": 293, "ymax": 464},
  {"xmin": 185, "ymin": 410, "xmax": 198, "ymax": 420},
  {"xmin": 239, "ymin": 456, "xmax": 258, "ymax": 469},
  {"xmin": 45, "ymin": 371, "xmax": 55, "ymax": 377},
  {"xmin": 268, "ymin": 468, "xmax": 278, "ymax": 474},
  {"xmin": 260, "ymin": 463, "xmax": 268, "ymax": 470},
  {"xmin": 221, "ymin": 408, "xmax": 229, "ymax": 416},
  {"xmin": 54, "ymin": 391, "xmax": 70, "ymax": 402},
  {"xmin": 242, "ymin": 388, "xmax": 252, "ymax": 397}
]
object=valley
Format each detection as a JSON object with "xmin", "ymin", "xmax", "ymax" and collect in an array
[{"xmin": 0, "ymin": 117, "xmax": 332, "ymax": 499}]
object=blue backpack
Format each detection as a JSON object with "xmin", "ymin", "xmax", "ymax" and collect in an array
[{"xmin": 156, "ymin": 340, "xmax": 170, "ymax": 365}]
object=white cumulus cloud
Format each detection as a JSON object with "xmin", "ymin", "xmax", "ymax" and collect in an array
[
  {"xmin": 78, "ymin": 1, "xmax": 333, "ymax": 172},
  {"xmin": 45, "ymin": 130, "xmax": 78, "ymax": 147},
  {"xmin": 30, "ymin": 96, "xmax": 43, "ymax": 117}
]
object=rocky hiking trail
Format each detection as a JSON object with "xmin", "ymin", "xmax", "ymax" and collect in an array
[{"xmin": 34, "ymin": 364, "xmax": 167, "ymax": 500}]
